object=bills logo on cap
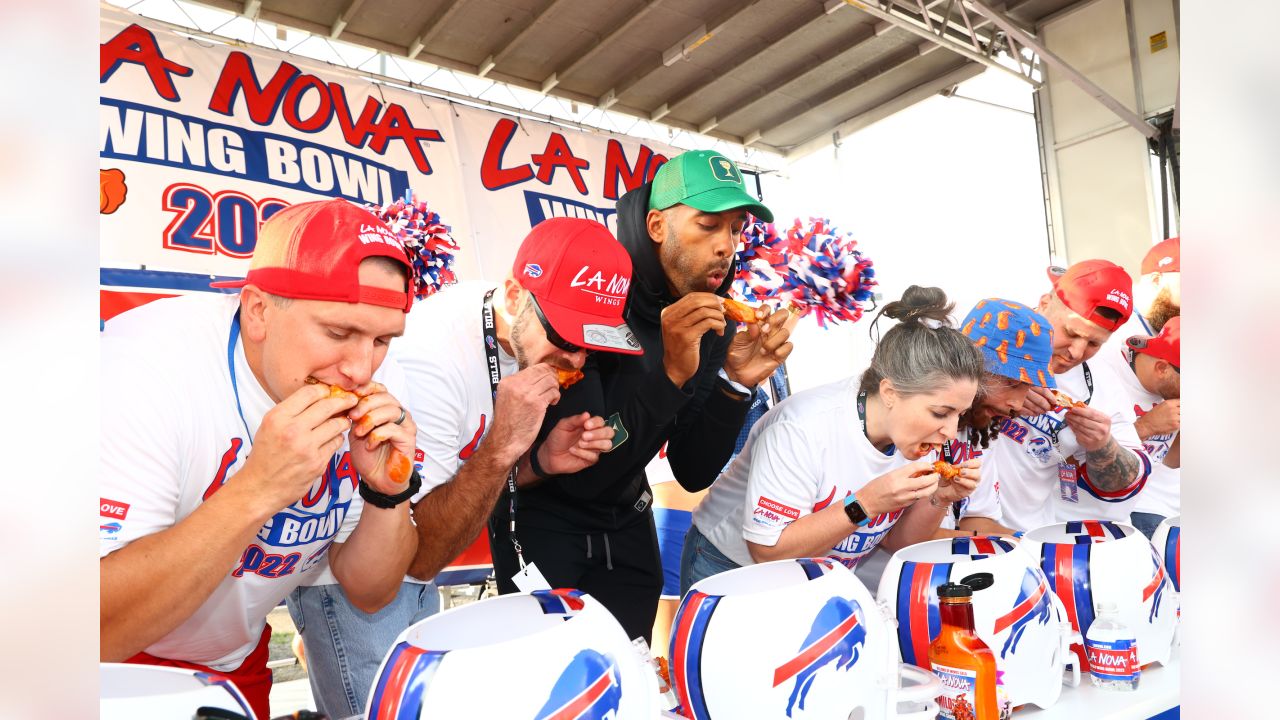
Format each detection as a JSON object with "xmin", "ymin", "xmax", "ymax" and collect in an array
[
  {"xmin": 1159, "ymin": 256, "xmax": 1174, "ymax": 267},
  {"xmin": 525, "ymin": 263, "xmax": 544, "ymax": 278},
  {"xmin": 773, "ymin": 596, "xmax": 867, "ymax": 717},
  {"xmin": 534, "ymin": 649, "xmax": 623, "ymax": 720}
]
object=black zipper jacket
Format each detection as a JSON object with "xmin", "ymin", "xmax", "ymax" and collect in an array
[{"xmin": 512, "ymin": 181, "xmax": 754, "ymax": 533}]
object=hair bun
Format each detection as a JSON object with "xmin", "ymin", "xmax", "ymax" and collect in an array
[{"xmin": 880, "ymin": 285, "xmax": 954, "ymax": 327}]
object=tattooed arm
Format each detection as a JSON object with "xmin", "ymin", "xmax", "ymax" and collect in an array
[{"xmin": 1083, "ymin": 437, "xmax": 1144, "ymax": 491}]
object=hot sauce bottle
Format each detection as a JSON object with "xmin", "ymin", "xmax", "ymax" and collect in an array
[{"xmin": 929, "ymin": 581, "xmax": 999, "ymax": 720}]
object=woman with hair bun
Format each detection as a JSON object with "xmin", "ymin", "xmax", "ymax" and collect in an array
[{"xmin": 680, "ymin": 286, "xmax": 987, "ymax": 593}]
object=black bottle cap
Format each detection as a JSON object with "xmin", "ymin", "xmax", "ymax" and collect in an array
[
  {"xmin": 960, "ymin": 572, "xmax": 995, "ymax": 592},
  {"xmin": 937, "ymin": 582, "xmax": 973, "ymax": 598}
]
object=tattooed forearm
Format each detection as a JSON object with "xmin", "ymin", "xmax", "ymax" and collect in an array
[{"xmin": 1084, "ymin": 439, "xmax": 1141, "ymax": 491}]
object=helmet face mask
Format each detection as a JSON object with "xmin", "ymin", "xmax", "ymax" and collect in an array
[
  {"xmin": 879, "ymin": 536, "xmax": 1076, "ymax": 711},
  {"xmin": 672, "ymin": 558, "xmax": 939, "ymax": 720}
]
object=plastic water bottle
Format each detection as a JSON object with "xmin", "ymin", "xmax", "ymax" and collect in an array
[{"xmin": 1084, "ymin": 601, "xmax": 1141, "ymax": 691}]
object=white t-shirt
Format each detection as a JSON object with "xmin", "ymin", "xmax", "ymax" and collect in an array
[
  {"xmin": 389, "ymin": 282, "xmax": 517, "ymax": 577},
  {"xmin": 100, "ymin": 293, "xmax": 404, "ymax": 671},
  {"xmin": 1094, "ymin": 346, "xmax": 1180, "ymax": 517},
  {"xmin": 980, "ymin": 361, "xmax": 1151, "ymax": 531},
  {"xmin": 692, "ymin": 378, "xmax": 909, "ymax": 569}
]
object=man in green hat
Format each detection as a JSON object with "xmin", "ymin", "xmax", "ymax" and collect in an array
[{"xmin": 488, "ymin": 150, "xmax": 795, "ymax": 643}]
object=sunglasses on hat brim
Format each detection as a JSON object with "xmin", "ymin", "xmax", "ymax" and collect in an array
[{"xmin": 529, "ymin": 294, "xmax": 587, "ymax": 354}]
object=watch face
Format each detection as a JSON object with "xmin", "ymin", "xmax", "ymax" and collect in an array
[{"xmin": 843, "ymin": 498, "xmax": 868, "ymax": 527}]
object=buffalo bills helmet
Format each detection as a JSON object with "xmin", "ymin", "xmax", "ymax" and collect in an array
[
  {"xmin": 100, "ymin": 663, "xmax": 256, "ymax": 720},
  {"xmin": 1020, "ymin": 520, "xmax": 1177, "ymax": 668},
  {"xmin": 878, "ymin": 536, "xmax": 1078, "ymax": 711},
  {"xmin": 670, "ymin": 557, "xmax": 940, "ymax": 720},
  {"xmin": 364, "ymin": 588, "xmax": 659, "ymax": 720}
]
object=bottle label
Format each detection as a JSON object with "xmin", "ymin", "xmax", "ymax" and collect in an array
[
  {"xmin": 933, "ymin": 662, "xmax": 978, "ymax": 720},
  {"xmin": 1085, "ymin": 637, "xmax": 1140, "ymax": 681}
]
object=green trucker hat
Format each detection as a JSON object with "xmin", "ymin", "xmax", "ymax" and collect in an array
[{"xmin": 648, "ymin": 150, "xmax": 773, "ymax": 222}]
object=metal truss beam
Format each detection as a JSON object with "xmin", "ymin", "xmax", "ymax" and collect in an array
[
  {"xmin": 841, "ymin": 0, "xmax": 1040, "ymax": 86},
  {"xmin": 963, "ymin": 0, "xmax": 1158, "ymax": 139}
]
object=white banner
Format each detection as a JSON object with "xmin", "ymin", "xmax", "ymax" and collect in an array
[{"xmin": 99, "ymin": 8, "xmax": 687, "ymax": 304}]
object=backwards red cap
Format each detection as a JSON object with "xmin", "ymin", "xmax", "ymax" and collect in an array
[
  {"xmin": 1046, "ymin": 259, "xmax": 1133, "ymax": 332},
  {"xmin": 1127, "ymin": 315, "xmax": 1180, "ymax": 368},
  {"xmin": 511, "ymin": 218, "xmax": 643, "ymax": 355},
  {"xmin": 211, "ymin": 198, "xmax": 414, "ymax": 312},
  {"xmin": 1140, "ymin": 237, "xmax": 1180, "ymax": 275}
]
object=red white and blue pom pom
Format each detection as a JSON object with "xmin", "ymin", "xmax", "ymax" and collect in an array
[
  {"xmin": 777, "ymin": 218, "xmax": 877, "ymax": 327},
  {"xmin": 364, "ymin": 191, "xmax": 459, "ymax": 300},
  {"xmin": 732, "ymin": 215, "xmax": 789, "ymax": 309}
]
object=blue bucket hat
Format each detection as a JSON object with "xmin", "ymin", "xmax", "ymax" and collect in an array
[{"xmin": 960, "ymin": 298, "xmax": 1056, "ymax": 389}]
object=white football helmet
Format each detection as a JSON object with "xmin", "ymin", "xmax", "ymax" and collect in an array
[
  {"xmin": 1020, "ymin": 520, "xmax": 1177, "ymax": 668},
  {"xmin": 878, "ymin": 536, "xmax": 1078, "ymax": 711},
  {"xmin": 100, "ymin": 663, "xmax": 255, "ymax": 720},
  {"xmin": 364, "ymin": 588, "xmax": 658, "ymax": 720},
  {"xmin": 670, "ymin": 557, "xmax": 940, "ymax": 720}
]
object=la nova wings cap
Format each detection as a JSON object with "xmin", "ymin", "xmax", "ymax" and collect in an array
[
  {"xmin": 211, "ymin": 198, "xmax": 414, "ymax": 312},
  {"xmin": 512, "ymin": 218, "xmax": 643, "ymax": 355},
  {"xmin": 1046, "ymin": 259, "xmax": 1133, "ymax": 332}
]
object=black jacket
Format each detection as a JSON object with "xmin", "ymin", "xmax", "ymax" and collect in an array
[{"xmin": 513, "ymin": 181, "xmax": 754, "ymax": 533}]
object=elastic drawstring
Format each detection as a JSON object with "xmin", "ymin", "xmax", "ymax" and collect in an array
[
  {"xmin": 586, "ymin": 534, "xmax": 592, "ymax": 559},
  {"xmin": 603, "ymin": 532, "xmax": 614, "ymax": 571}
]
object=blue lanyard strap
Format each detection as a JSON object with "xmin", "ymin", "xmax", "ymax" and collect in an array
[{"xmin": 227, "ymin": 310, "xmax": 253, "ymax": 441}]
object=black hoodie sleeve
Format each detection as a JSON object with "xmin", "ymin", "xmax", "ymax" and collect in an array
[{"xmin": 534, "ymin": 333, "xmax": 752, "ymax": 503}]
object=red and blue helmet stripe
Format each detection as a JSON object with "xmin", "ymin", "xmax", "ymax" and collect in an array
[
  {"xmin": 669, "ymin": 590, "xmax": 722, "ymax": 720},
  {"xmin": 1065, "ymin": 520, "xmax": 1127, "ymax": 541},
  {"xmin": 1162, "ymin": 526, "xmax": 1180, "ymax": 592},
  {"xmin": 367, "ymin": 642, "xmax": 448, "ymax": 720},
  {"xmin": 1076, "ymin": 452, "xmax": 1152, "ymax": 503},
  {"xmin": 894, "ymin": 561, "xmax": 952, "ymax": 669},
  {"xmin": 1040, "ymin": 542, "xmax": 1094, "ymax": 667},
  {"xmin": 950, "ymin": 536, "xmax": 1014, "ymax": 558},
  {"xmin": 533, "ymin": 588, "xmax": 586, "ymax": 615}
]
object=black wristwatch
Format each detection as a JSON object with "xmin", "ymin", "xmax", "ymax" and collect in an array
[
  {"xmin": 843, "ymin": 493, "xmax": 870, "ymax": 528},
  {"xmin": 359, "ymin": 470, "xmax": 422, "ymax": 509}
]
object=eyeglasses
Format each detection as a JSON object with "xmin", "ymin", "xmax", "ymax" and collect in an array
[{"xmin": 529, "ymin": 294, "xmax": 586, "ymax": 354}]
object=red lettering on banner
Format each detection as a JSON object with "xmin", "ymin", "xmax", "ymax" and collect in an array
[
  {"xmin": 100, "ymin": 24, "xmax": 193, "ymax": 102},
  {"xmin": 480, "ymin": 118, "xmax": 535, "ymax": 190},
  {"xmin": 603, "ymin": 139, "xmax": 668, "ymax": 200},
  {"xmin": 101, "ymin": 499, "xmax": 130, "ymax": 520},
  {"xmin": 208, "ymin": 52, "xmax": 444, "ymax": 174},
  {"xmin": 532, "ymin": 132, "xmax": 590, "ymax": 195}
]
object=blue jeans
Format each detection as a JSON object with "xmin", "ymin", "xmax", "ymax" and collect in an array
[
  {"xmin": 679, "ymin": 524, "xmax": 742, "ymax": 599},
  {"xmin": 1130, "ymin": 511, "xmax": 1167, "ymax": 540},
  {"xmin": 287, "ymin": 580, "xmax": 439, "ymax": 719}
]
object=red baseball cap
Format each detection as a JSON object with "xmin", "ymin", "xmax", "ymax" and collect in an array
[
  {"xmin": 1140, "ymin": 236, "xmax": 1180, "ymax": 275},
  {"xmin": 211, "ymin": 198, "xmax": 414, "ymax": 312},
  {"xmin": 511, "ymin": 218, "xmax": 643, "ymax": 355},
  {"xmin": 1127, "ymin": 316, "xmax": 1180, "ymax": 368},
  {"xmin": 1046, "ymin": 259, "xmax": 1133, "ymax": 332}
]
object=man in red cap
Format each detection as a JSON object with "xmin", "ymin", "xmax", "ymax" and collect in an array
[
  {"xmin": 1133, "ymin": 237, "xmax": 1180, "ymax": 334},
  {"xmin": 1094, "ymin": 317, "xmax": 1181, "ymax": 537},
  {"xmin": 100, "ymin": 198, "xmax": 421, "ymax": 720},
  {"xmin": 963, "ymin": 259, "xmax": 1154, "ymax": 531},
  {"xmin": 287, "ymin": 217, "xmax": 634, "ymax": 718}
]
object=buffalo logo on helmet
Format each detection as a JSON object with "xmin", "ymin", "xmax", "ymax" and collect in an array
[
  {"xmin": 772, "ymin": 596, "xmax": 867, "ymax": 718},
  {"xmin": 534, "ymin": 649, "xmax": 623, "ymax": 720},
  {"xmin": 993, "ymin": 569, "xmax": 1053, "ymax": 659},
  {"xmin": 1143, "ymin": 545, "xmax": 1170, "ymax": 623}
]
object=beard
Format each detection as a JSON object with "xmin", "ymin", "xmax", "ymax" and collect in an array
[
  {"xmin": 1146, "ymin": 287, "xmax": 1179, "ymax": 332},
  {"xmin": 508, "ymin": 298, "xmax": 536, "ymax": 370},
  {"xmin": 660, "ymin": 225, "xmax": 730, "ymax": 296}
]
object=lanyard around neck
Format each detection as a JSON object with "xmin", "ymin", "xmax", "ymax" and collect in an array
[
  {"xmin": 483, "ymin": 289, "xmax": 526, "ymax": 568},
  {"xmin": 856, "ymin": 390, "xmax": 895, "ymax": 456},
  {"xmin": 227, "ymin": 311, "xmax": 253, "ymax": 441}
]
